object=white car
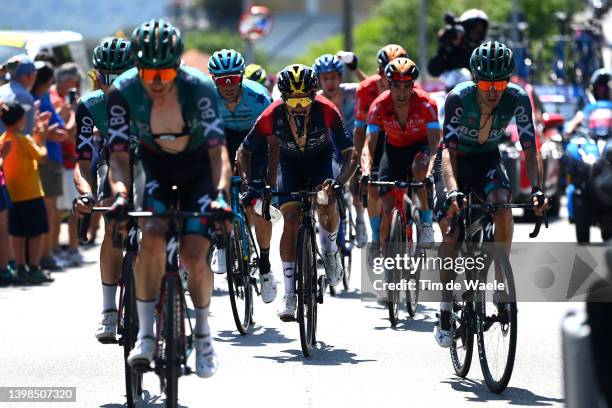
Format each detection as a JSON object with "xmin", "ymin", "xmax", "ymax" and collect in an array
[{"xmin": 0, "ymin": 30, "xmax": 90, "ymax": 91}]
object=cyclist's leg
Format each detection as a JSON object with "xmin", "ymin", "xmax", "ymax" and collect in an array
[
  {"xmin": 478, "ymin": 157, "xmax": 513, "ymax": 254},
  {"xmin": 367, "ymin": 131, "xmax": 386, "ymax": 244},
  {"xmin": 377, "ymin": 145, "xmax": 400, "ymax": 247},
  {"xmin": 410, "ymin": 145, "xmax": 435, "ymax": 241}
]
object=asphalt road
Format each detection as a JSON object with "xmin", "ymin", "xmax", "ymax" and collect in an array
[{"xmin": 0, "ymin": 205, "xmax": 603, "ymax": 408}]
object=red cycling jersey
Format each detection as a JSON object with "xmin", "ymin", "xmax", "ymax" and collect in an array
[{"xmin": 367, "ymin": 88, "xmax": 439, "ymax": 148}]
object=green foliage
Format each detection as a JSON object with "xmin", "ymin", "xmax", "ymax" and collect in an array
[
  {"xmin": 184, "ymin": 29, "xmax": 268, "ymax": 65},
  {"xmin": 297, "ymin": 0, "xmax": 580, "ymax": 76}
]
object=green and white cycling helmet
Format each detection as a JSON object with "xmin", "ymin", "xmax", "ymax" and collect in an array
[
  {"xmin": 92, "ymin": 38, "xmax": 133, "ymax": 72},
  {"xmin": 469, "ymin": 41, "xmax": 514, "ymax": 81},
  {"xmin": 131, "ymin": 19, "xmax": 184, "ymax": 68}
]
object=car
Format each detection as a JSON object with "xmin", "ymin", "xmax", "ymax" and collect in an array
[{"xmin": 0, "ymin": 30, "xmax": 90, "ymax": 91}]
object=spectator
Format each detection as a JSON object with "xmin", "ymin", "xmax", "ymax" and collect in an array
[
  {"xmin": 31, "ymin": 62, "xmax": 68, "ymax": 271},
  {"xmin": 0, "ymin": 102, "xmax": 53, "ymax": 284},
  {"xmin": 0, "ymin": 101, "xmax": 13, "ymax": 285},
  {"xmin": 49, "ymin": 63, "xmax": 83, "ymax": 266},
  {"xmin": 0, "ymin": 55, "xmax": 42, "ymax": 135}
]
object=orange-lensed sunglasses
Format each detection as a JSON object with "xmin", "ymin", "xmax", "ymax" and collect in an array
[
  {"xmin": 138, "ymin": 67, "xmax": 178, "ymax": 84},
  {"xmin": 476, "ymin": 79, "xmax": 509, "ymax": 92}
]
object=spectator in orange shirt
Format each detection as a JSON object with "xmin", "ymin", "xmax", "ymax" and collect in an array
[
  {"xmin": 0, "ymin": 101, "xmax": 13, "ymax": 285},
  {"xmin": 0, "ymin": 102, "xmax": 53, "ymax": 284}
]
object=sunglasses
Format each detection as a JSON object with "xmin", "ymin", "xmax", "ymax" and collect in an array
[
  {"xmin": 97, "ymin": 72, "xmax": 120, "ymax": 86},
  {"xmin": 284, "ymin": 96, "xmax": 313, "ymax": 108},
  {"xmin": 138, "ymin": 67, "xmax": 178, "ymax": 84},
  {"xmin": 476, "ymin": 80, "xmax": 509, "ymax": 92},
  {"xmin": 213, "ymin": 74, "xmax": 242, "ymax": 86}
]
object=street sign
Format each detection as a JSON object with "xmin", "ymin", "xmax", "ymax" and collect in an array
[{"xmin": 238, "ymin": 5, "xmax": 273, "ymax": 41}]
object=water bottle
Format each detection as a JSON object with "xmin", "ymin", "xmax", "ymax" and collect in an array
[{"xmin": 254, "ymin": 198, "xmax": 282, "ymax": 223}]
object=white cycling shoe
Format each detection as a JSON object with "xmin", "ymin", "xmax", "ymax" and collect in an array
[
  {"xmin": 434, "ymin": 310, "xmax": 454, "ymax": 348},
  {"xmin": 211, "ymin": 248, "xmax": 226, "ymax": 274},
  {"xmin": 420, "ymin": 223, "xmax": 435, "ymax": 245},
  {"xmin": 195, "ymin": 334, "xmax": 218, "ymax": 378},
  {"xmin": 95, "ymin": 310, "xmax": 118, "ymax": 344},
  {"xmin": 260, "ymin": 271, "xmax": 277, "ymax": 304},
  {"xmin": 323, "ymin": 251, "xmax": 343, "ymax": 287},
  {"xmin": 277, "ymin": 294, "xmax": 297, "ymax": 322},
  {"xmin": 127, "ymin": 336, "xmax": 156, "ymax": 369}
]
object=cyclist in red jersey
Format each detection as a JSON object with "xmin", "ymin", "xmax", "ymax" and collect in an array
[
  {"xmin": 354, "ymin": 44, "xmax": 408, "ymax": 249},
  {"xmin": 362, "ymin": 58, "xmax": 440, "ymax": 247}
]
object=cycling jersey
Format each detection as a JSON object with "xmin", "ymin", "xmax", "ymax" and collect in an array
[
  {"xmin": 242, "ymin": 94, "xmax": 353, "ymax": 162},
  {"xmin": 367, "ymin": 88, "xmax": 439, "ymax": 148},
  {"xmin": 319, "ymin": 83, "xmax": 358, "ymax": 136},
  {"xmin": 583, "ymin": 100, "xmax": 612, "ymax": 137},
  {"xmin": 442, "ymin": 81, "xmax": 536, "ymax": 155},
  {"xmin": 355, "ymin": 74, "xmax": 384, "ymax": 129},
  {"xmin": 217, "ymin": 79, "xmax": 272, "ymax": 132},
  {"xmin": 76, "ymin": 90, "xmax": 109, "ymax": 163},
  {"xmin": 107, "ymin": 66, "xmax": 225, "ymax": 155}
]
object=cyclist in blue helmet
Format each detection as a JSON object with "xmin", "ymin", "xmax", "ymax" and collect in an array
[
  {"xmin": 208, "ymin": 48, "xmax": 278, "ymax": 305},
  {"xmin": 313, "ymin": 53, "xmax": 369, "ymax": 248}
]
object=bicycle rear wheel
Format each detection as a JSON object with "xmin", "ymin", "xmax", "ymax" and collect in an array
[
  {"xmin": 120, "ymin": 253, "xmax": 142, "ymax": 407},
  {"xmin": 387, "ymin": 210, "xmax": 404, "ymax": 326},
  {"xmin": 227, "ymin": 223, "xmax": 253, "ymax": 335},
  {"xmin": 475, "ymin": 246, "xmax": 517, "ymax": 394},
  {"xmin": 297, "ymin": 226, "xmax": 317, "ymax": 357},
  {"xmin": 405, "ymin": 209, "xmax": 421, "ymax": 317}
]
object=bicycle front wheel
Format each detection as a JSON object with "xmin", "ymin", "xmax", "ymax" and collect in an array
[
  {"xmin": 296, "ymin": 226, "xmax": 317, "ymax": 357},
  {"xmin": 475, "ymin": 246, "xmax": 517, "ymax": 394},
  {"xmin": 120, "ymin": 253, "xmax": 142, "ymax": 407},
  {"xmin": 227, "ymin": 223, "xmax": 253, "ymax": 335},
  {"xmin": 387, "ymin": 210, "xmax": 404, "ymax": 326},
  {"xmin": 342, "ymin": 200, "xmax": 354, "ymax": 291},
  {"xmin": 159, "ymin": 275, "xmax": 180, "ymax": 408}
]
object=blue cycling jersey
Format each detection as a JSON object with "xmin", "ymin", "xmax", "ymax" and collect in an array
[{"xmin": 217, "ymin": 79, "xmax": 272, "ymax": 132}]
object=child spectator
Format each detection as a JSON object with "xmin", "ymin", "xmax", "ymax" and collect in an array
[{"xmin": 0, "ymin": 102, "xmax": 53, "ymax": 284}]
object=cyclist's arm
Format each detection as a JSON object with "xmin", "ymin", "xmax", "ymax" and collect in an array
[
  {"xmin": 441, "ymin": 92, "xmax": 463, "ymax": 191},
  {"xmin": 354, "ymin": 68, "xmax": 367, "ymax": 82},
  {"xmin": 352, "ymin": 85, "xmax": 369, "ymax": 157},
  {"xmin": 424, "ymin": 97, "xmax": 441, "ymax": 177},
  {"xmin": 106, "ymin": 87, "xmax": 132, "ymax": 196},
  {"xmin": 514, "ymin": 91, "xmax": 543, "ymax": 190},
  {"xmin": 566, "ymin": 110, "xmax": 584, "ymax": 135},
  {"xmin": 237, "ymin": 108, "xmax": 273, "ymax": 184},
  {"xmin": 325, "ymin": 101, "xmax": 357, "ymax": 184},
  {"xmin": 74, "ymin": 101, "xmax": 94, "ymax": 194},
  {"xmin": 363, "ymin": 98, "xmax": 382, "ymax": 175}
]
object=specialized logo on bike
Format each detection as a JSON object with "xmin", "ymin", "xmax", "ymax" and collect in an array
[{"xmin": 167, "ymin": 236, "xmax": 179, "ymax": 262}]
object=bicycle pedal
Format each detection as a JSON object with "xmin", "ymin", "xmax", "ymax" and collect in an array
[
  {"xmin": 279, "ymin": 315, "xmax": 296, "ymax": 322},
  {"xmin": 97, "ymin": 337, "xmax": 118, "ymax": 345}
]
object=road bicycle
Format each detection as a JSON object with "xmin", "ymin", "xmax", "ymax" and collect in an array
[{"xmin": 447, "ymin": 195, "xmax": 547, "ymax": 393}]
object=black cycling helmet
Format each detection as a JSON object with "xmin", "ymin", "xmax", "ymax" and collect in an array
[
  {"xmin": 92, "ymin": 38, "xmax": 133, "ymax": 72},
  {"xmin": 469, "ymin": 41, "xmax": 514, "ymax": 81},
  {"xmin": 590, "ymin": 68, "xmax": 611, "ymax": 101},
  {"xmin": 131, "ymin": 19, "xmax": 183, "ymax": 68},
  {"xmin": 277, "ymin": 64, "xmax": 317, "ymax": 95}
]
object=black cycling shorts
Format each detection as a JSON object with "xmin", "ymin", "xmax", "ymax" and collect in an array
[
  {"xmin": 140, "ymin": 144, "xmax": 216, "ymax": 238},
  {"xmin": 456, "ymin": 150, "xmax": 512, "ymax": 201},
  {"xmin": 278, "ymin": 156, "xmax": 333, "ymax": 207},
  {"xmin": 379, "ymin": 143, "xmax": 430, "ymax": 184},
  {"xmin": 226, "ymin": 128, "xmax": 268, "ymax": 180}
]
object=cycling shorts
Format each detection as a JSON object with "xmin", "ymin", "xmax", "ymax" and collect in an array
[
  {"xmin": 379, "ymin": 143, "xmax": 430, "ymax": 185},
  {"xmin": 140, "ymin": 144, "xmax": 216, "ymax": 239},
  {"xmin": 456, "ymin": 150, "xmax": 512, "ymax": 201},
  {"xmin": 277, "ymin": 156, "xmax": 333, "ymax": 207}
]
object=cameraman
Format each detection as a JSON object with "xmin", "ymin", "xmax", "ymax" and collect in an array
[{"xmin": 428, "ymin": 9, "xmax": 489, "ymax": 77}]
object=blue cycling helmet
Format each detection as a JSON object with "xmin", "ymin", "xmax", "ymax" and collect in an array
[
  {"xmin": 208, "ymin": 49, "xmax": 245, "ymax": 76},
  {"xmin": 313, "ymin": 54, "xmax": 344, "ymax": 76}
]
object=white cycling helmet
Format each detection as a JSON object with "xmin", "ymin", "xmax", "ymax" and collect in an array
[
  {"xmin": 459, "ymin": 9, "xmax": 489, "ymax": 23},
  {"xmin": 441, "ymin": 68, "xmax": 472, "ymax": 91}
]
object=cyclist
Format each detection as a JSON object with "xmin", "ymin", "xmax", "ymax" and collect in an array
[
  {"xmin": 236, "ymin": 64, "xmax": 357, "ymax": 321},
  {"xmin": 106, "ymin": 19, "xmax": 231, "ymax": 378},
  {"xmin": 207, "ymin": 49, "xmax": 277, "ymax": 304},
  {"xmin": 434, "ymin": 41, "xmax": 549, "ymax": 348},
  {"xmin": 362, "ymin": 58, "xmax": 439, "ymax": 248},
  {"xmin": 313, "ymin": 53, "xmax": 367, "ymax": 249},
  {"xmin": 72, "ymin": 38, "xmax": 135, "ymax": 344},
  {"xmin": 244, "ymin": 63, "xmax": 272, "ymax": 93},
  {"xmin": 566, "ymin": 68, "xmax": 611, "ymax": 135},
  {"xmin": 355, "ymin": 44, "xmax": 408, "ymax": 251}
]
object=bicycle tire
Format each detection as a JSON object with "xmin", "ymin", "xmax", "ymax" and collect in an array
[
  {"xmin": 227, "ymin": 223, "xmax": 253, "ymax": 335},
  {"xmin": 162, "ymin": 276, "xmax": 179, "ymax": 408},
  {"xmin": 121, "ymin": 253, "xmax": 142, "ymax": 407},
  {"xmin": 297, "ymin": 226, "xmax": 316, "ymax": 357},
  {"xmin": 475, "ymin": 246, "xmax": 517, "ymax": 394},
  {"xmin": 342, "ymin": 202, "xmax": 353, "ymax": 291},
  {"xmin": 405, "ymin": 209, "xmax": 421, "ymax": 317},
  {"xmin": 450, "ymin": 295, "xmax": 475, "ymax": 378},
  {"xmin": 387, "ymin": 209, "xmax": 403, "ymax": 326}
]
